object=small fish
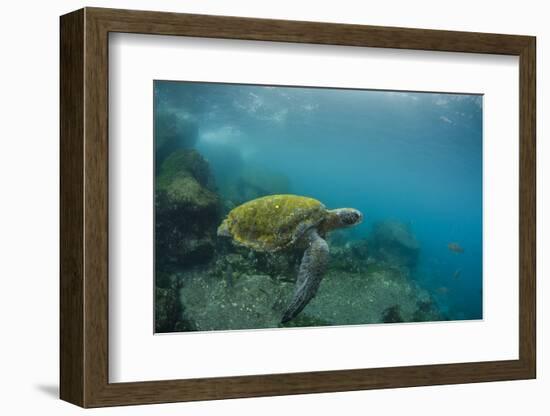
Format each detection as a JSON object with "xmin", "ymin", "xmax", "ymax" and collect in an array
[
  {"xmin": 452, "ymin": 268, "xmax": 462, "ymax": 280},
  {"xmin": 448, "ymin": 242, "xmax": 464, "ymax": 254}
]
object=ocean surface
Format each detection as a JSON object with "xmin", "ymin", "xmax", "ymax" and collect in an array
[{"xmin": 154, "ymin": 80, "xmax": 483, "ymax": 331}]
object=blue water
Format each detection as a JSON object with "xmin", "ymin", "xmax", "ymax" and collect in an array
[{"xmin": 155, "ymin": 81, "xmax": 483, "ymax": 321}]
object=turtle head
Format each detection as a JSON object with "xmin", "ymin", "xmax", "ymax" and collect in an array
[{"xmin": 326, "ymin": 208, "xmax": 363, "ymax": 230}]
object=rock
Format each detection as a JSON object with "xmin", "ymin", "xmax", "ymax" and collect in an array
[
  {"xmin": 161, "ymin": 213, "xmax": 439, "ymax": 331},
  {"xmin": 155, "ymin": 110, "xmax": 198, "ymax": 168},
  {"xmin": 158, "ymin": 175, "xmax": 217, "ymax": 211},
  {"xmin": 209, "ymin": 249, "xmax": 301, "ymax": 286},
  {"xmin": 209, "ymin": 253, "xmax": 258, "ymax": 281},
  {"xmin": 155, "ymin": 286, "xmax": 179, "ymax": 332},
  {"xmin": 370, "ymin": 220, "xmax": 420, "ymax": 269},
  {"xmin": 412, "ymin": 297, "xmax": 444, "ymax": 322},
  {"xmin": 254, "ymin": 250, "xmax": 301, "ymax": 278},
  {"xmin": 176, "ymin": 251, "xmax": 442, "ymax": 331},
  {"xmin": 278, "ymin": 313, "xmax": 332, "ymax": 328},
  {"xmin": 157, "ymin": 149, "xmax": 215, "ymax": 190},
  {"xmin": 180, "ymin": 272, "xmax": 293, "ymax": 331},
  {"xmin": 155, "ymin": 149, "xmax": 221, "ymax": 269},
  {"xmin": 155, "ymin": 282, "xmax": 196, "ymax": 333},
  {"xmin": 382, "ymin": 305, "xmax": 404, "ymax": 323},
  {"xmin": 350, "ymin": 240, "xmax": 370, "ymax": 259},
  {"xmin": 302, "ymin": 267, "xmax": 441, "ymax": 325},
  {"xmin": 155, "ymin": 271, "xmax": 172, "ymax": 289},
  {"xmin": 329, "ymin": 240, "xmax": 370, "ymax": 273}
]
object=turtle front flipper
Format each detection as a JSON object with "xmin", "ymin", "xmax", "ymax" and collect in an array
[{"xmin": 281, "ymin": 229, "xmax": 329, "ymax": 323}]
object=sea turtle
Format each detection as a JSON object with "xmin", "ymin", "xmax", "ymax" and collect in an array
[{"xmin": 217, "ymin": 194, "xmax": 363, "ymax": 323}]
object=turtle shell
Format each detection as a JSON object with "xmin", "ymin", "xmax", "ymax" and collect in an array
[{"xmin": 219, "ymin": 194, "xmax": 327, "ymax": 252}]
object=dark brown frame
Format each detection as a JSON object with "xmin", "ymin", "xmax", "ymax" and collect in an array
[{"xmin": 60, "ymin": 7, "xmax": 536, "ymax": 408}]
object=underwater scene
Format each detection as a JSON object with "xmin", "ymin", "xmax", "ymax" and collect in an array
[{"xmin": 154, "ymin": 80, "xmax": 483, "ymax": 333}]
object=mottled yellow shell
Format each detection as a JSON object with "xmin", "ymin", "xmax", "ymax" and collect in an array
[{"xmin": 219, "ymin": 194, "xmax": 327, "ymax": 252}]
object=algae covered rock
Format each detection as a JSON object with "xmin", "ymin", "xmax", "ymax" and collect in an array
[
  {"xmin": 180, "ymin": 272, "xmax": 293, "ymax": 331},
  {"xmin": 155, "ymin": 281, "xmax": 196, "ymax": 333},
  {"xmin": 158, "ymin": 148, "xmax": 215, "ymax": 190},
  {"xmin": 178, "ymin": 260, "xmax": 442, "ymax": 331},
  {"xmin": 155, "ymin": 110, "xmax": 198, "ymax": 168},
  {"xmin": 155, "ymin": 149, "xmax": 221, "ymax": 269},
  {"xmin": 329, "ymin": 240, "xmax": 370, "ymax": 273},
  {"xmin": 157, "ymin": 149, "xmax": 216, "ymax": 191},
  {"xmin": 210, "ymin": 249, "xmax": 301, "ymax": 288},
  {"xmin": 370, "ymin": 220, "xmax": 420, "ymax": 269},
  {"xmin": 158, "ymin": 175, "xmax": 217, "ymax": 212},
  {"xmin": 155, "ymin": 286, "xmax": 180, "ymax": 332},
  {"xmin": 381, "ymin": 305, "xmax": 404, "ymax": 323},
  {"xmin": 300, "ymin": 267, "xmax": 441, "ymax": 325}
]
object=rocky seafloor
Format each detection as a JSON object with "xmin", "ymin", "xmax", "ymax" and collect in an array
[
  {"xmin": 157, "ymin": 240, "xmax": 443, "ymax": 332},
  {"xmin": 153, "ymin": 111, "xmax": 445, "ymax": 332}
]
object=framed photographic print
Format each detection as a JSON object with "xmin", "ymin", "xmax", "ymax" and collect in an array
[{"xmin": 60, "ymin": 7, "xmax": 536, "ymax": 407}]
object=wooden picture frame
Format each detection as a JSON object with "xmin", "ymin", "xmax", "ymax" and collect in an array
[{"xmin": 60, "ymin": 7, "xmax": 536, "ymax": 408}]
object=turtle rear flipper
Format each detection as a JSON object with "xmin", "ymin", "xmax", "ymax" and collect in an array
[{"xmin": 281, "ymin": 230, "xmax": 329, "ymax": 323}]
